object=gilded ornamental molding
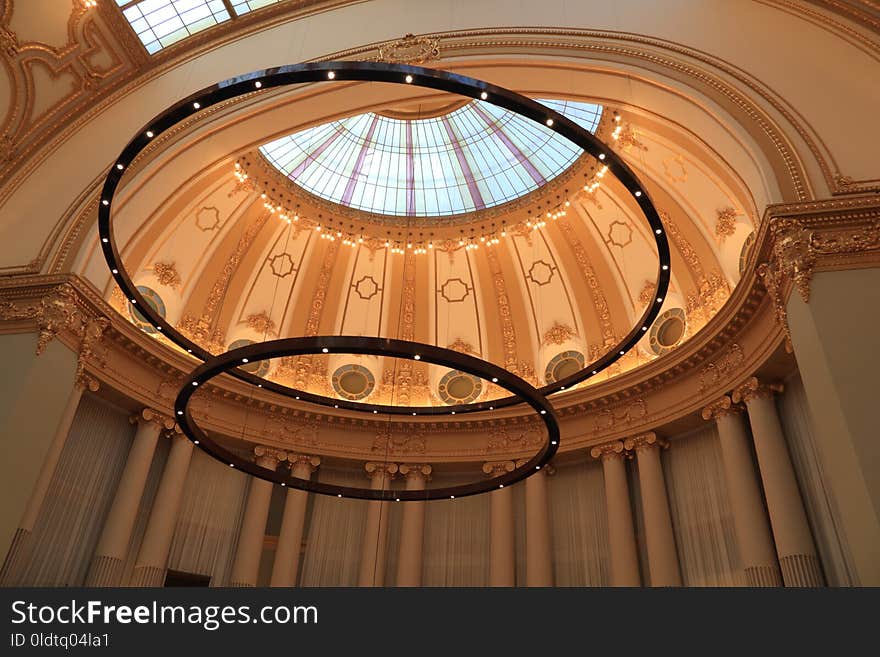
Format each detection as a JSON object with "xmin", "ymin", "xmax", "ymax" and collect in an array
[{"xmin": 758, "ymin": 196, "xmax": 880, "ymax": 348}]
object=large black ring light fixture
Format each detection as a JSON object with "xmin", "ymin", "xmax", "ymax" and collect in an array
[
  {"xmin": 100, "ymin": 61, "xmax": 671, "ymax": 415},
  {"xmin": 175, "ymin": 336, "xmax": 560, "ymax": 501}
]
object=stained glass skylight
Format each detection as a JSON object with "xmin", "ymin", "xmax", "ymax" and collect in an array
[{"xmin": 259, "ymin": 100, "xmax": 602, "ymax": 217}]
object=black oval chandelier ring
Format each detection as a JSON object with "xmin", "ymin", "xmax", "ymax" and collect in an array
[
  {"xmin": 175, "ymin": 336, "xmax": 560, "ymax": 501},
  {"xmin": 100, "ymin": 61, "xmax": 671, "ymax": 415}
]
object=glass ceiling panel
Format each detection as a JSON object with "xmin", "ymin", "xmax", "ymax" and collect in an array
[
  {"xmin": 260, "ymin": 100, "xmax": 602, "ymax": 217},
  {"xmin": 119, "ymin": 0, "xmax": 231, "ymax": 54}
]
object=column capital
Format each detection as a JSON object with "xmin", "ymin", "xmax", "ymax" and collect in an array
[
  {"xmin": 731, "ymin": 376, "xmax": 785, "ymax": 404},
  {"xmin": 253, "ymin": 445, "xmax": 288, "ymax": 470},
  {"xmin": 701, "ymin": 396, "xmax": 743, "ymax": 420},
  {"xmin": 624, "ymin": 432, "xmax": 667, "ymax": 453},
  {"xmin": 516, "ymin": 458, "xmax": 555, "ymax": 475},
  {"xmin": 131, "ymin": 407, "xmax": 175, "ymax": 430},
  {"xmin": 483, "ymin": 460, "xmax": 515, "ymax": 476},
  {"xmin": 288, "ymin": 453, "xmax": 321, "ymax": 474},
  {"xmin": 365, "ymin": 461, "xmax": 399, "ymax": 481},
  {"xmin": 399, "ymin": 463, "xmax": 432, "ymax": 481},
  {"xmin": 74, "ymin": 372, "xmax": 100, "ymax": 392},
  {"xmin": 590, "ymin": 440, "xmax": 626, "ymax": 461}
]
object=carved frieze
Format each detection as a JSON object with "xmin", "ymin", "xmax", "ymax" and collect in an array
[
  {"xmin": 699, "ymin": 343, "xmax": 744, "ymax": 392},
  {"xmin": 593, "ymin": 399, "xmax": 647, "ymax": 432},
  {"xmin": 377, "ymin": 34, "xmax": 440, "ymax": 65}
]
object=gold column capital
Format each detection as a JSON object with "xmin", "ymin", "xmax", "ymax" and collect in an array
[
  {"xmin": 131, "ymin": 407, "xmax": 175, "ymax": 430},
  {"xmin": 365, "ymin": 461, "xmax": 399, "ymax": 481},
  {"xmin": 701, "ymin": 395, "xmax": 743, "ymax": 420},
  {"xmin": 287, "ymin": 453, "xmax": 321, "ymax": 474},
  {"xmin": 590, "ymin": 440, "xmax": 626, "ymax": 461},
  {"xmin": 253, "ymin": 445, "xmax": 288, "ymax": 470},
  {"xmin": 399, "ymin": 463, "xmax": 432, "ymax": 481},
  {"xmin": 731, "ymin": 376, "xmax": 784, "ymax": 404},
  {"xmin": 483, "ymin": 460, "xmax": 515, "ymax": 476},
  {"xmin": 74, "ymin": 372, "xmax": 100, "ymax": 392},
  {"xmin": 624, "ymin": 432, "xmax": 667, "ymax": 453}
]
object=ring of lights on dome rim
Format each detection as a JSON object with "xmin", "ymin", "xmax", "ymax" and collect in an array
[
  {"xmin": 174, "ymin": 336, "xmax": 560, "ymax": 501},
  {"xmin": 99, "ymin": 61, "xmax": 671, "ymax": 414}
]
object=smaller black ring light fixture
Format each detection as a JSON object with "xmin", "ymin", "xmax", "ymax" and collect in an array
[{"xmin": 174, "ymin": 335, "xmax": 561, "ymax": 501}]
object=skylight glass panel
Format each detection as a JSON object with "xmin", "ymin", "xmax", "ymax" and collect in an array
[
  {"xmin": 120, "ymin": 0, "xmax": 231, "ymax": 54},
  {"xmin": 231, "ymin": 0, "xmax": 286, "ymax": 14},
  {"xmin": 260, "ymin": 100, "xmax": 603, "ymax": 217}
]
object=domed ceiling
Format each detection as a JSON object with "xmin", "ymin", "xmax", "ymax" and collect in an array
[{"xmin": 89, "ymin": 89, "xmax": 758, "ymax": 410}]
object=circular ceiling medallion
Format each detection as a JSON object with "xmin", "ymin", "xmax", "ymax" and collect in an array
[
  {"xmin": 649, "ymin": 308, "xmax": 687, "ymax": 356},
  {"xmin": 99, "ymin": 61, "xmax": 670, "ymax": 415},
  {"xmin": 332, "ymin": 364, "xmax": 375, "ymax": 401},
  {"xmin": 129, "ymin": 285, "xmax": 165, "ymax": 334},
  {"xmin": 544, "ymin": 350, "xmax": 585, "ymax": 384},
  {"xmin": 228, "ymin": 339, "xmax": 270, "ymax": 376},
  {"xmin": 438, "ymin": 369, "xmax": 483, "ymax": 405},
  {"xmin": 175, "ymin": 336, "xmax": 560, "ymax": 500}
]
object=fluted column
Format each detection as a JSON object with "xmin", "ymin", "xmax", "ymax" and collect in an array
[
  {"xmin": 626, "ymin": 433, "xmax": 681, "ymax": 587},
  {"xmin": 358, "ymin": 462, "xmax": 397, "ymax": 587},
  {"xmin": 270, "ymin": 454, "xmax": 320, "ymax": 587},
  {"xmin": 85, "ymin": 408, "xmax": 172, "ymax": 586},
  {"xmin": 524, "ymin": 465, "xmax": 554, "ymax": 586},
  {"xmin": 229, "ymin": 446, "xmax": 287, "ymax": 588},
  {"xmin": 484, "ymin": 461, "xmax": 516, "ymax": 586},
  {"xmin": 703, "ymin": 397, "xmax": 782, "ymax": 586},
  {"xmin": 591, "ymin": 441, "xmax": 641, "ymax": 586},
  {"xmin": 129, "ymin": 432, "xmax": 194, "ymax": 587},
  {"xmin": 0, "ymin": 375, "xmax": 97, "ymax": 586},
  {"xmin": 733, "ymin": 379, "xmax": 824, "ymax": 586},
  {"xmin": 396, "ymin": 464, "xmax": 431, "ymax": 587}
]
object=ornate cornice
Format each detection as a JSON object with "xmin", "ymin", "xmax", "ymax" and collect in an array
[
  {"xmin": 758, "ymin": 196, "xmax": 880, "ymax": 348},
  {"xmin": 731, "ymin": 376, "xmax": 784, "ymax": 404}
]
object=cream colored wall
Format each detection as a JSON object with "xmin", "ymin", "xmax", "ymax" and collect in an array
[
  {"xmin": 0, "ymin": 334, "xmax": 77, "ymax": 558},
  {"xmin": 787, "ymin": 267, "xmax": 880, "ymax": 584}
]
